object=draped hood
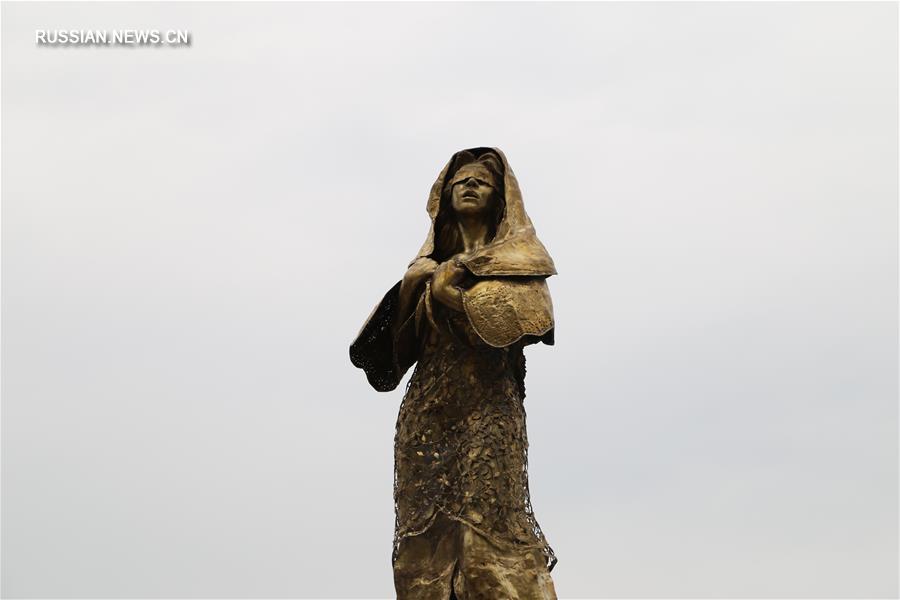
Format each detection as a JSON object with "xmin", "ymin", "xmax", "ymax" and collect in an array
[{"xmin": 411, "ymin": 147, "xmax": 557, "ymax": 277}]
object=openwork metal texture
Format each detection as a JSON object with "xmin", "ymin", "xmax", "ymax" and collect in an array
[
  {"xmin": 393, "ymin": 292, "xmax": 557, "ymax": 563},
  {"xmin": 350, "ymin": 147, "xmax": 558, "ymax": 599}
]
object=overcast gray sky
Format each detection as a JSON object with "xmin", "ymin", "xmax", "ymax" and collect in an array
[{"xmin": 2, "ymin": 2, "xmax": 898, "ymax": 598}]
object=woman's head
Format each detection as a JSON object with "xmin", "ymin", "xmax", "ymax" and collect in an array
[
  {"xmin": 432, "ymin": 150, "xmax": 506, "ymax": 260},
  {"xmin": 449, "ymin": 162, "xmax": 497, "ymax": 217}
]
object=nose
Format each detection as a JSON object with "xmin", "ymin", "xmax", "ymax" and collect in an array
[{"xmin": 463, "ymin": 177, "xmax": 478, "ymax": 187}]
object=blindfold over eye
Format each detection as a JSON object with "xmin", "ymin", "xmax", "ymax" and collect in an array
[{"xmin": 448, "ymin": 165, "xmax": 496, "ymax": 188}]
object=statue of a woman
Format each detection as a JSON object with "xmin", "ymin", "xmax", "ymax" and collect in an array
[{"xmin": 350, "ymin": 148, "xmax": 558, "ymax": 599}]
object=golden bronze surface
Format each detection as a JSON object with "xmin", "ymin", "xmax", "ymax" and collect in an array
[
  {"xmin": 350, "ymin": 148, "xmax": 557, "ymax": 599},
  {"xmin": 461, "ymin": 277, "xmax": 554, "ymax": 348}
]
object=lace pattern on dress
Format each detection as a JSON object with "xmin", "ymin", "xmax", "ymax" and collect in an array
[{"xmin": 392, "ymin": 302, "xmax": 557, "ymax": 571}]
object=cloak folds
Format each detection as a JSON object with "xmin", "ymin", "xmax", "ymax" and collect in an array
[{"xmin": 350, "ymin": 147, "xmax": 556, "ymax": 391}]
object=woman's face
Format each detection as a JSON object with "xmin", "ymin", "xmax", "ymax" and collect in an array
[{"xmin": 450, "ymin": 166, "xmax": 497, "ymax": 217}]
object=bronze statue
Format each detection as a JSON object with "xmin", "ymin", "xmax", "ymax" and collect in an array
[{"xmin": 350, "ymin": 147, "xmax": 558, "ymax": 599}]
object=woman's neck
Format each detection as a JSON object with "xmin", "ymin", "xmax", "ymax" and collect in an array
[{"xmin": 456, "ymin": 215, "xmax": 490, "ymax": 254}]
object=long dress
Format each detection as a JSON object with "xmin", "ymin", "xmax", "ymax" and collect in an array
[{"xmin": 391, "ymin": 282, "xmax": 557, "ymax": 599}]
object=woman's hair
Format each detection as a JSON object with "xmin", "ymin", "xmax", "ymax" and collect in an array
[{"xmin": 431, "ymin": 151, "xmax": 506, "ymax": 262}]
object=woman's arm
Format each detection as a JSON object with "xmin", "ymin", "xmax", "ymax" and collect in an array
[
  {"xmin": 396, "ymin": 257, "xmax": 438, "ymax": 326},
  {"xmin": 350, "ymin": 259, "xmax": 438, "ymax": 392},
  {"xmin": 431, "ymin": 258, "xmax": 467, "ymax": 312}
]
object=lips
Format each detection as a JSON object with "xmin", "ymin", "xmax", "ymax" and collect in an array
[{"xmin": 462, "ymin": 192, "xmax": 479, "ymax": 200}]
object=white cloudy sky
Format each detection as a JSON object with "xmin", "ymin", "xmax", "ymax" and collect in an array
[{"xmin": 2, "ymin": 2, "xmax": 897, "ymax": 598}]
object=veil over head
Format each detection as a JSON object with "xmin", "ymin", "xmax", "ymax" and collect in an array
[{"xmin": 412, "ymin": 147, "xmax": 557, "ymax": 277}]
